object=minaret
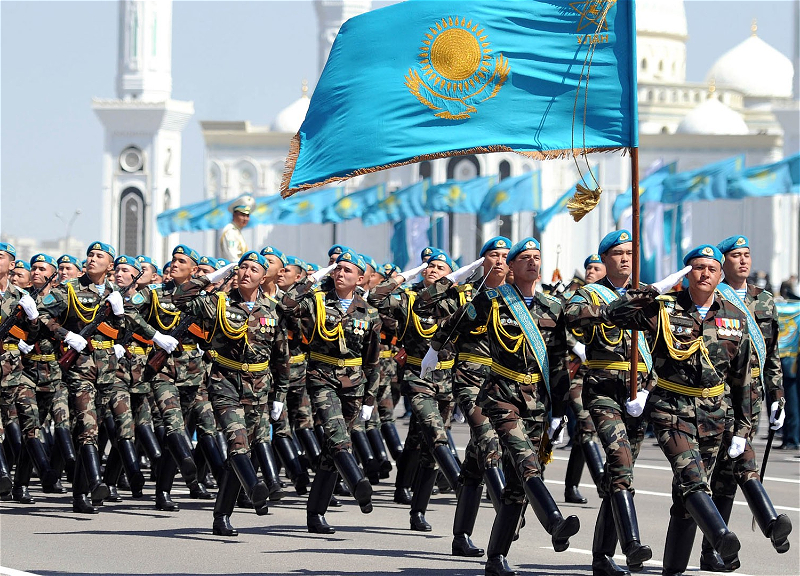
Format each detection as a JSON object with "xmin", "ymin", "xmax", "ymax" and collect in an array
[
  {"xmin": 314, "ymin": 0, "xmax": 371, "ymax": 76},
  {"xmin": 93, "ymin": 0, "xmax": 194, "ymax": 265}
]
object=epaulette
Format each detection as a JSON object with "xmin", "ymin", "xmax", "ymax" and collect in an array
[
  {"xmin": 655, "ymin": 294, "xmax": 676, "ymax": 301},
  {"xmin": 65, "ymin": 278, "xmax": 81, "ymax": 288},
  {"xmin": 542, "ymin": 293, "xmax": 560, "ymax": 304},
  {"xmin": 147, "ymin": 283, "xmax": 162, "ymax": 290},
  {"xmin": 367, "ymin": 307, "xmax": 377, "ymax": 315},
  {"xmin": 484, "ymin": 288, "xmax": 499, "ymax": 299},
  {"xmin": 265, "ymin": 294, "xmax": 279, "ymax": 305}
]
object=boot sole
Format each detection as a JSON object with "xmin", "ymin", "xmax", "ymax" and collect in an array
[
  {"xmin": 452, "ymin": 545, "xmax": 485, "ymax": 557},
  {"xmin": 717, "ymin": 532, "xmax": 741, "ymax": 564},
  {"xmin": 625, "ymin": 544, "xmax": 652, "ymax": 567},
  {"xmin": 0, "ymin": 476, "xmax": 12, "ymax": 495},
  {"xmin": 552, "ymin": 515, "xmax": 580, "ymax": 552},
  {"xmin": 90, "ymin": 483, "xmax": 110, "ymax": 503},
  {"xmin": 354, "ymin": 478, "xmax": 373, "ymax": 513},
  {"xmin": 250, "ymin": 482, "xmax": 270, "ymax": 510},
  {"xmin": 771, "ymin": 514, "xmax": 792, "ymax": 552}
]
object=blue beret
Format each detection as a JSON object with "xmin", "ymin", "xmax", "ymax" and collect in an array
[
  {"xmin": 260, "ymin": 245, "xmax": 288, "ymax": 267},
  {"xmin": 114, "ymin": 255, "xmax": 142, "ymax": 272},
  {"xmin": 162, "ymin": 263, "xmax": 171, "ymax": 275},
  {"xmin": 337, "ymin": 248, "xmax": 367, "ymax": 272},
  {"xmin": 507, "ymin": 237, "xmax": 541, "ymax": 262},
  {"xmin": 13, "ymin": 260, "xmax": 30, "ymax": 271},
  {"xmin": 427, "ymin": 249, "xmax": 456, "ymax": 272},
  {"xmin": 172, "ymin": 244, "xmax": 200, "ymax": 264},
  {"xmin": 285, "ymin": 255, "xmax": 306, "ymax": 269},
  {"xmin": 57, "ymin": 254, "xmax": 80, "ymax": 267},
  {"xmin": 480, "ymin": 236, "xmax": 512, "ymax": 257},
  {"xmin": 598, "ymin": 230, "xmax": 632, "ymax": 255},
  {"xmin": 306, "ymin": 262, "xmax": 320, "ymax": 273},
  {"xmin": 87, "ymin": 241, "xmax": 116, "ymax": 259},
  {"xmin": 382, "ymin": 262, "xmax": 399, "ymax": 278},
  {"xmin": 215, "ymin": 258, "xmax": 229, "ymax": 270},
  {"xmin": 0, "ymin": 242, "xmax": 16, "ymax": 258},
  {"xmin": 684, "ymin": 244, "xmax": 724, "ymax": 266},
  {"xmin": 30, "ymin": 253, "xmax": 57, "ymax": 269},
  {"xmin": 359, "ymin": 254, "xmax": 378, "ymax": 272},
  {"xmin": 327, "ymin": 244, "xmax": 347, "ymax": 257},
  {"xmin": 198, "ymin": 255, "xmax": 218, "ymax": 269},
  {"xmin": 239, "ymin": 251, "xmax": 268, "ymax": 270},
  {"xmin": 583, "ymin": 253, "xmax": 603, "ymax": 269},
  {"xmin": 717, "ymin": 235, "xmax": 749, "ymax": 254},
  {"xmin": 81, "ymin": 259, "xmax": 88, "ymax": 268},
  {"xmin": 136, "ymin": 255, "xmax": 159, "ymax": 270},
  {"xmin": 420, "ymin": 246, "xmax": 435, "ymax": 260}
]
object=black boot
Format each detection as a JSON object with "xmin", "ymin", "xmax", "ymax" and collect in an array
[
  {"xmin": 80, "ymin": 444, "xmax": 110, "ymax": 504},
  {"xmin": 684, "ymin": 491, "xmax": 740, "ymax": 567},
  {"xmin": 197, "ymin": 433, "xmax": 225, "ymax": 486},
  {"xmin": 71, "ymin": 458, "xmax": 99, "ymax": 514},
  {"xmin": 393, "ymin": 445, "xmax": 419, "ymax": 505},
  {"xmin": 252, "ymin": 441, "xmax": 285, "ymax": 501},
  {"xmin": 273, "ymin": 436, "xmax": 310, "ymax": 496},
  {"xmin": 351, "ymin": 429, "xmax": 379, "ymax": 482},
  {"xmin": 700, "ymin": 496, "xmax": 738, "ymax": 571},
  {"xmin": 610, "ymin": 490, "xmax": 652, "ymax": 569},
  {"xmin": 0, "ymin": 444, "xmax": 12, "ymax": 496},
  {"xmin": 229, "ymin": 452, "xmax": 269, "ymax": 515},
  {"xmin": 5, "ymin": 421, "xmax": 23, "ymax": 463},
  {"xmin": 333, "ymin": 450, "xmax": 373, "ymax": 513},
  {"xmin": 484, "ymin": 466, "xmax": 506, "ymax": 513},
  {"xmin": 447, "ymin": 429, "xmax": 462, "ymax": 467},
  {"xmin": 592, "ymin": 497, "xmax": 629, "ymax": 576},
  {"xmin": 296, "ymin": 427, "xmax": 322, "ymax": 471},
  {"xmin": 12, "ymin": 449, "xmax": 35, "ymax": 504},
  {"xmin": 307, "ymin": 468, "xmax": 338, "ymax": 534},
  {"xmin": 189, "ymin": 478, "xmax": 213, "ymax": 499},
  {"xmin": 524, "ymin": 476, "xmax": 580, "ymax": 552},
  {"xmin": 103, "ymin": 448, "xmax": 124, "ymax": 502},
  {"xmin": 452, "ymin": 478, "xmax": 485, "ymax": 557},
  {"xmin": 212, "ymin": 465, "xmax": 241, "ymax": 537},
  {"xmin": 165, "ymin": 432, "xmax": 197, "ymax": 485},
  {"xmin": 410, "ymin": 466, "xmax": 437, "ymax": 531},
  {"xmin": 433, "ymin": 444, "xmax": 461, "ymax": 491},
  {"xmin": 381, "ymin": 422, "xmax": 404, "ymax": 461},
  {"xmin": 565, "ymin": 443, "xmax": 588, "ymax": 503},
  {"xmin": 155, "ymin": 453, "xmax": 179, "ymax": 511},
  {"xmin": 118, "ymin": 439, "xmax": 145, "ymax": 498},
  {"xmin": 583, "ymin": 440, "xmax": 606, "ymax": 494},
  {"xmin": 662, "ymin": 514, "xmax": 696, "ymax": 576},
  {"xmin": 741, "ymin": 478, "xmax": 793, "ymax": 553},
  {"xmin": 27, "ymin": 437, "xmax": 60, "ymax": 487},
  {"xmin": 367, "ymin": 427, "xmax": 392, "ymax": 478},
  {"xmin": 485, "ymin": 500, "xmax": 524, "ymax": 576}
]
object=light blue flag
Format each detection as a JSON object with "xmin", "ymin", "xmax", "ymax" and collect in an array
[
  {"xmin": 278, "ymin": 187, "xmax": 345, "ymax": 225},
  {"xmin": 362, "ymin": 180, "xmax": 429, "ymax": 226},
  {"xmin": 249, "ymin": 195, "xmax": 286, "ymax": 226},
  {"xmin": 157, "ymin": 198, "xmax": 218, "ymax": 235},
  {"xmin": 726, "ymin": 153, "xmax": 799, "ymax": 198},
  {"xmin": 323, "ymin": 184, "xmax": 389, "ymax": 223},
  {"xmin": 612, "ymin": 162, "xmax": 676, "ymax": 222},
  {"xmin": 535, "ymin": 179, "xmax": 582, "ymax": 232},
  {"xmin": 662, "ymin": 155, "xmax": 745, "ymax": 204},
  {"xmin": 282, "ymin": 0, "xmax": 638, "ymax": 194},
  {"xmin": 390, "ymin": 221, "xmax": 410, "ymax": 269},
  {"xmin": 425, "ymin": 176, "xmax": 496, "ymax": 214},
  {"xmin": 478, "ymin": 171, "xmax": 542, "ymax": 224}
]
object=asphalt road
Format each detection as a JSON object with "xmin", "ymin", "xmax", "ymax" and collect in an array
[{"xmin": 1, "ymin": 416, "xmax": 798, "ymax": 576}]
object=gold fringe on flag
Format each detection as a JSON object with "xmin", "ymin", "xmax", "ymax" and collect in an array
[{"xmin": 567, "ymin": 182, "xmax": 602, "ymax": 222}]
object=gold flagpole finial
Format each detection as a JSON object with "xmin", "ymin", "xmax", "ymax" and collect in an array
[
  {"xmin": 301, "ymin": 79, "xmax": 309, "ymax": 97},
  {"xmin": 751, "ymin": 19, "xmax": 758, "ymax": 36},
  {"xmin": 708, "ymin": 78, "xmax": 716, "ymax": 96}
]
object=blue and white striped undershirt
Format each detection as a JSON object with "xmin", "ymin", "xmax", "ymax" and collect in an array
[
  {"xmin": 243, "ymin": 301, "xmax": 254, "ymax": 311},
  {"xmin": 735, "ymin": 288, "xmax": 747, "ymax": 301},
  {"xmin": 339, "ymin": 298, "xmax": 353, "ymax": 310},
  {"xmin": 523, "ymin": 296, "xmax": 534, "ymax": 306}
]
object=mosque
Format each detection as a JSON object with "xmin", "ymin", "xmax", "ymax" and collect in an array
[{"xmin": 96, "ymin": 0, "xmax": 799, "ymax": 283}]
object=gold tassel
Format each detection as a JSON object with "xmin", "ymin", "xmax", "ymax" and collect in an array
[{"xmin": 567, "ymin": 182, "xmax": 602, "ymax": 222}]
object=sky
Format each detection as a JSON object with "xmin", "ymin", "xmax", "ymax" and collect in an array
[{"xmin": 1, "ymin": 0, "xmax": 797, "ymax": 247}]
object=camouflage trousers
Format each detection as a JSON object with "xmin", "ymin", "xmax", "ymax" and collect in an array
[
  {"xmin": 402, "ymin": 368, "xmax": 454, "ymax": 469},
  {"xmin": 0, "ymin": 386, "xmax": 17, "ymax": 441},
  {"xmin": 243, "ymin": 401, "xmax": 270, "ymax": 445},
  {"xmin": 307, "ymin": 370, "xmax": 364, "ymax": 472},
  {"xmin": 478, "ymin": 374, "xmax": 547, "ymax": 499},
  {"xmin": 709, "ymin": 417, "xmax": 760, "ymax": 501},
  {"xmin": 587, "ymin": 399, "xmax": 646, "ymax": 495},
  {"xmin": 131, "ymin": 391, "xmax": 154, "ymax": 428},
  {"xmin": 206, "ymin": 368, "xmax": 252, "ymax": 457},
  {"xmin": 63, "ymin": 349, "xmax": 118, "ymax": 447},
  {"xmin": 454, "ymin": 360, "xmax": 501, "ymax": 482},
  {"xmin": 179, "ymin": 384, "xmax": 217, "ymax": 439},
  {"xmin": 272, "ymin": 383, "xmax": 313, "ymax": 440},
  {"xmin": 95, "ymin": 382, "xmax": 135, "ymax": 442},
  {"xmin": 568, "ymin": 376, "xmax": 598, "ymax": 446},
  {"xmin": 2, "ymin": 375, "xmax": 45, "ymax": 443},
  {"xmin": 50, "ymin": 381, "xmax": 70, "ymax": 430},
  {"xmin": 148, "ymin": 376, "xmax": 186, "ymax": 437},
  {"xmin": 655, "ymin": 425, "xmax": 722, "ymax": 513},
  {"xmin": 366, "ymin": 368, "xmax": 396, "ymax": 432}
]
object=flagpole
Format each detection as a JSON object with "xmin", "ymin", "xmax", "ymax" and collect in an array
[{"xmin": 630, "ymin": 148, "xmax": 641, "ymax": 401}]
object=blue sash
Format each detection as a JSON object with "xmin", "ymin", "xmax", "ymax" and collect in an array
[
  {"xmin": 717, "ymin": 283, "xmax": 766, "ymax": 375},
  {"xmin": 582, "ymin": 283, "xmax": 654, "ymax": 373},
  {"xmin": 495, "ymin": 285, "xmax": 550, "ymax": 393}
]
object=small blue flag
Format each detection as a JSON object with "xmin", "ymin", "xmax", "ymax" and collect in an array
[
  {"xmin": 662, "ymin": 155, "xmax": 745, "ymax": 204},
  {"xmin": 323, "ymin": 184, "xmax": 388, "ymax": 223},
  {"xmin": 425, "ymin": 176, "xmax": 496, "ymax": 214},
  {"xmin": 726, "ymin": 153, "xmax": 799, "ymax": 199},
  {"xmin": 478, "ymin": 171, "xmax": 542, "ymax": 224},
  {"xmin": 278, "ymin": 187, "xmax": 345, "ymax": 225},
  {"xmin": 157, "ymin": 198, "xmax": 218, "ymax": 235},
  {"xmin": 612, "ymin": 162, "xmax": 676, "ymax": 222},
  {"xmin": 363, "ymin": 180, "xmax": 429, "ymax": 226},
  {"xmin": 535, "ymin": 178, "xmax": 583, "ymax": 232}
]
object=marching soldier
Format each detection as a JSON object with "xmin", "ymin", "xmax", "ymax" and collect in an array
[
  {"xmin": 219, "ymin": 196, "xmax": 254, "ymax": 263},
  {"xmin": 10, "ymin": 261, "xmax": 32, "ymax": 289},
  {"xmin": 57, "ymin": 254, "xmax": 82, "ymax": 282},
  {"xmin": 564, "ymin": 231, "xmax": 653, "ymax": 576}
]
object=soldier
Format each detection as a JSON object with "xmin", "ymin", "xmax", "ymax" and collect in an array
[
  {"xmin": 196, "ymin": 256, "xmax": 217, "ymax": 277},
  {"xmin": 326, "ymin": 244, "xmax": 346, "ymax": 266},
  {"xmin": 10, "ymin": 261, "xmax": 32, "ymax": 289},
  {"xmin": 282, "ymin": 249, "xmax": 380, "ymax": 534},
  {"xmin": 135, "ymin": 255, "xmax": 159, "ymax": 288},
  {"xmin": 57, "ymin": 254, "xmax": 82, "ymax": 282},
  {"xmin": 424, "ymin": 237, "xmax": 579, "ymax": 576},
  {"xmin": 564, "ymin": 231, "xmax": 653, "ymax": 576},
  {"xmin": 697, "ymin": 235, "xmax": 792, "ymax": 570},
  {"xmin": 219, "ymin": 196, "xmax": 253, "ymax": 263},
  {"xmin": 368, "ymin": 249, "xmax": 464, "ymax": 532},
  {"xmin": 172, "ymin": 252, "xmax": 290, "ymax": 535},
  {"xmin": 598, "ymin": 244, "xmax": 751, "ymax": 576}
]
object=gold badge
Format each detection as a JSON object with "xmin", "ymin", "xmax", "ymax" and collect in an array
[
  {"xmin": 736, "ymin": 237, "xmax": 746, "ymax": 246},
  {"xmin": 619, "ymin": 232, "xmax": 629, "ymax": 241},
  {"xmin": 525, "ymin": 240, "xmax": 535, "ymax": 249},
  {"xmin": 496, "ymin": 240, "xmax": 506, "ymax": 247},
  {"xmin": 702, "ymin": 247, "xmax": 714, "ymax": 256}
]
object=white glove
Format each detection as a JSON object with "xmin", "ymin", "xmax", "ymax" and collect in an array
[
  {"xmin": 206, "ymin": 262, "xmax": 237, "ymax": 284},
  {"xmin": 18, "ymin": 339, "xmax": 34, "ymax": 355},
  {"xmin": 151, "ymin": 331, "xmax": 179, "ymax": 354},
  {"xmin": 446, "ymin": 257, "xmax": 484, "ymax": 284},
  {"xmin": 310, "ymin": 263, "xmax": 337, "ymax": 284},
  {"xmin": 64, "ymin": 331, "xmax": 87, "ymax": 352},
  {"xmin": 548, "ymin": 417, "xmax": 566, "ymax": 445},
  {"xmin": 106, "ymin": 291, "xmax": 124, "ymax": 316},
  {"xmin": 113, "ymin": 344, "xmax": 126, "ymax": 359},
  {"xmin": 360, "ymin": 404, "xmax": 374, "ymax": 421},
  {"xmin": 420, "ymin": 345, "xmax": 440, "ymax": 378},
  {"xmin": 652, "ymin": 265, "xmax": 692, "ymax": 295},
  {"xmin": 728, "ymin": 435, "xmax": 746, "ymax": 459},
  {"xmin": 769, "ymin": 401, "xmax": 785, "ymax": 431},
  {"xmin": 625, "ymin": 389, "xmax": 649, "ymax": 417},
  {"xmin": 18, "ymin": 294, "xmax": 39, "ymax": 320},
  {"xmin": 572, "ymin": 342, "xmax": 587, "ymax": 363},
  {"xmin": 397, "ymin": 262, "xmax": 428, "ymax": 282},
  {"xmin": 270, "ymin": 401, "xmax": 284, "ymax": 421}
]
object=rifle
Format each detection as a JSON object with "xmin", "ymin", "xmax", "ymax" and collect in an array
[
  {"xmin": 752, "ymin": 397, "xmax": 785, "ymax": 531},
  {"xmin": 0, "ymin": 270, "xmax": 59, "ymax": 341},
  {"xmin": 540, "ymin": 415, "xmax": 568, "ymax": 465},
  {"xmin": 58, "ymin": 269, "xmax": 145, "ymax": 371},
  {"xmin": 143, "ymin": 268, "xmax": 237, "ymax": 381}
]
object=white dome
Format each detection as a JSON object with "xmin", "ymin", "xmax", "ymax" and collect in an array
[
  {"xmin": 676, "ymin": 92, "xmax": 749, "ymax": 135},
  {"xmin": 706, "ymin": 28, "xmax": 794, "ymax": 98},
  {"xmin": 271, "ymin": 83, "xmax": 311, "ymax": 133},
  {"xmin": 636, "ymin": 0, "xmax": 687, "ymax": 38}
]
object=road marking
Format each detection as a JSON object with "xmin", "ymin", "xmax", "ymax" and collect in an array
[{"xmin": 0, "ymin": 567, "xmax": 42, "ymax": 576}]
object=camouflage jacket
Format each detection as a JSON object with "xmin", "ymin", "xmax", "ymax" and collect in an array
[
  {"xmin": 1, "ymin": 282, "xmax": 40, "ymax": 386},
  {"xmin": 279, "ymin": 284, "xmax": 308, "ymax": 388},
  {"xmin": 22, "ymin": 290, "xmax": 62, "ymax": 389},
  {"xmin": 429, "ymin": 284, "xmax": 571, "ymax": 413},
  {"xmin": 172, "ymin": 276, "xmax": 290, "ymax": 404},
  {"xmin": 604, "ymin": 287, "xmax": 753, "ymax": 438},
  {"xmin": 282, "ymin": 277, "xmax": 381, "ymax": 405}
]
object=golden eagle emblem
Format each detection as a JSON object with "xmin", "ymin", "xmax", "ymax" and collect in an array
[{"xmin": 405, "ymin": 16, "xmax": 509, "ymax": 120}]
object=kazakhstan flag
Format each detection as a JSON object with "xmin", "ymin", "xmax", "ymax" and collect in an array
[
  {"xmin": 157, "ymin": 198, "xmax": 218, "ymax": 235},
  {"xmin": 323, "ymin": 183, "xmax": 389, "ymax": 223},
  {"xmin": 726, "ymin": 153, "xmax": 799, "ymax": 199},
  {"xmin": 478, "ymin": 171, "xmax": 542, "ymax": 224},
  {"xmin": 425, "ymin": 176, "xmax": 496, "ymax": 214},
  {"xmin": 363, "ymin": 180, "xmax": 429, "ymax": 226},
  {"xmin": 282, "ymin": 0, "xmax": 638, "ymax": 195},
  {"xmin": 535, "ymin": 178, "xmax": 583, "ymax": 232},
  {"xmin": 612, "ymin": 162, "xmax": 676, "ymax": 222},
  {"xmin": 278, "ymin": 187, "xmax": 346, "ymax": 225},
  {"xmin": 662, "ymin": 155, "xmax": 745, "ymax": 204}
]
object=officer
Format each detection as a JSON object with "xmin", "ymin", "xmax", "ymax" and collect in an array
[
  {"xmin": 219, "ymin": 195, "xmax": 254, "ymax": 262},
  {"xmin": 424, "ymin": 237, "xmax": 579, "ymax": 576},
  {"xmin": 57, "ymin": 254, "xmax": 82, "ymax": 282},
  {"xmin": 599, "ymin": 244, "xmax": 751, "ymax": 575},
  {"xmin": 172, "ymin": 252, "xmax": 290, "ymax": 536},
  {"xmin": 697, "ymin": 235, "xmax": 792, "ymax": 570},
  {"xmin": 565, "ymin": 231, "xmax": 653, "ymax": 576},
  {"xmin": 283, "ymin": 249, "xmax": 380, "ymax": 534}
]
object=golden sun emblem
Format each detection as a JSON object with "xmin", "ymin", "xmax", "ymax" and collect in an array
[{"xmin": 405, "ymin": 16, "xmax": 509, "ymax": 120}]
